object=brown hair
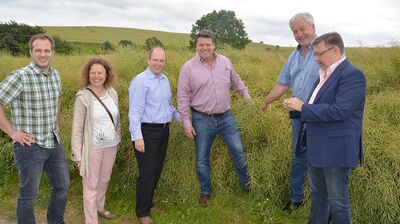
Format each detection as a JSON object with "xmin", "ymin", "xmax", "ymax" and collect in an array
[
  {"xmin": 29, "ymin": 34, "xmax": 55, "ymax": 50},
  {"xmin": 195, "ymin": 30, "xmax": 216, "ymax": 45},
  {"xmin": 313, "ymin": 32, "xmax": 345, "ymax": 55},
  {"xmin": 80, "ymin": 58, "xmax": 116, "ymax": 89}
]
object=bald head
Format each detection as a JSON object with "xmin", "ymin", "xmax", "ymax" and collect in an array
[{"xmin": 147, "ymin": 47, "xmax": 166, "ymax": 75}]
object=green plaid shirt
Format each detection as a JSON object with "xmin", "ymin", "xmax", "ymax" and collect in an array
[{"xmin": 0, "ymin": 62, "xmax": 61, "ymax": 148}]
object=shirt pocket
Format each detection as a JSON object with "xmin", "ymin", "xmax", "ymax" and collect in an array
[{"xmin": 214, "ymin": 67, "xmax": 231, "ymax": 89}]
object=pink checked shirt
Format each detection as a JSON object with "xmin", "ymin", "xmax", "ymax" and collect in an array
[{"xmin": 177, "ymin": 53, "xmax": 248, "ymax": 128}]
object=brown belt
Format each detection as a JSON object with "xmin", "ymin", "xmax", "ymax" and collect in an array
[{"xmin": 191, "ymin": 107, "xmax": 227, "ymax": 117}]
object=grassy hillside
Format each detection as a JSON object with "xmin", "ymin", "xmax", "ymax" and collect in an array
[
  {"xmin": 0, "ymin": 27, "xmax": 399, "ymax": 223},
  {"xmin": 45, "ymin": 26, "xmax": 190, "ymax": 47}
]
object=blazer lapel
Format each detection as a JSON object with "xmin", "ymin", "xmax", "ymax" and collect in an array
[{"xmin": 313, "ymin": 59, "xmax": 349, "ymax": 103}]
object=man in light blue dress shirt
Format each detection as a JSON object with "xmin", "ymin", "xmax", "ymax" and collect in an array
[
  {"xmin": 261, "ymin": 12, "xmax": 320, "ymax": 212},
  {"xmin": 128, "ymin": 47, "xmax": 180, "ymax": 224}
]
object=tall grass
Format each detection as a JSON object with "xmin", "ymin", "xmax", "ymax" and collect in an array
[{"xmin": 0, "ymin": 44, "xmax": 399, "ymax": 223}]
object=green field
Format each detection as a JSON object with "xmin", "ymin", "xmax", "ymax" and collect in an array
[
  {"xmin": 0, "ymin": 26, "xmax": 399, "ymax": 223},
  {"xmin": 45, "ymin": 26, "xmax": 190, "ymax": 46}
]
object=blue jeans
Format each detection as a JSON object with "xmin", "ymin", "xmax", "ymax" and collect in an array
[
  {"xmin": 13, "ymin": 140, "xmax": 70, "ymax": 224},
  {"xmin": 192, "ymin": 110, "xmax": 249, "ymax": 195},
  {"xmin": 290, "ymin": 119, "xmax": 307, "ymax": 202},
  {"xmin": 308, "ymin": 164, "xmax": 352, "ymax": 224}
]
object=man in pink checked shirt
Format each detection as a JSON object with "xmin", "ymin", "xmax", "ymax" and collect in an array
[{"xmin": 177, "ymin": 30, "xmax": 253, "ymax": 207}]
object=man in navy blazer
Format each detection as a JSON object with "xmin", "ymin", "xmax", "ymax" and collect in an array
[{"xmin": 283, "ymin": 32, "xmax": 366, "ymax": 224}]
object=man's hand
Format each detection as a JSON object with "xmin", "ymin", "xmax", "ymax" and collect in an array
[
  {"xmin": 134, "ymin": 139, "xmax": 145, "ymax": 152},
  {"xmin": 184, "ymin": 126, "xmax": 196, "ymax": 140},
  {"xmin": 260, "ymin": 100, "xmax": 270, "ymax": 111},
  {"xmin": 243, "ymin": 92, "xmax": 253, "ymax": 105},
  {"xmin": 283, "ymin": 98, "xmax": 304, "ymax": 112},
  {"xmin": 1, "ymin": 106, "xmax": 34, "ymax": 146},
  {"xmin": 10, "ymin": 130, "xmax": 34, "ymax": 146}
]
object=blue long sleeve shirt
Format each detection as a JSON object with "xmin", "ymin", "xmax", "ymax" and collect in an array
[{"xmin": 128, "ymin": 68, "xmax": 180, "ymax": 141}]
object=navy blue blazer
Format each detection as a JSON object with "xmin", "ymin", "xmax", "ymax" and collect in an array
[{"xmin": 301, "ymin": 59, "xmax": 366, "ymax": 168}]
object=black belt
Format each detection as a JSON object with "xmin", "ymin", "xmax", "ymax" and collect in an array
[
  {"xmin": 191, "ymin": 107, "xmax": 227, "ymax": 117},
  {"xmin": 141, "ymin": 122, "xmax": 170, "ymax": 128}
]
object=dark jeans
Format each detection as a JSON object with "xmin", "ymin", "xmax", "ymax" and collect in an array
[
  {"xmin": 308, "ymin": 164, "xmax": 352, "ymax": 224},
  {"xmin": 135, "ymin": 124, "xmax": 169, "ymax": 218},
  {"xmin": 191, "ymin": 110, "xmax": 249, "ymax": 195},
  {"xmin": 290, "ymin": 119, "xmax": 307, "ymax": 203},
  {"xmin": 13, "ymin": 140, "xmax": 70, "ymax": 224}
]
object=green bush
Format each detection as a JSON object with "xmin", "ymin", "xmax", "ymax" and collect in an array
[
  {"xmin": 145, "ymin": 36, "xmax": 164, "ymax": 51},
  {"xmin": 118, "ymin": 40, "xmax": 134, "ymax": 48},
  {"xmin": 0, "ymin": 35, "xmax": 21, "ymax": 55},
  {"xmin": 99, "ymin": 41, "xmax": 116, "ymax": 54},
  {"xmin": 52, "ymin": 35, "xmax": 76, "ymax": 55},
  {"xmin": 0, "ymin": 20, "xmax": 45, "ymax": 56}
]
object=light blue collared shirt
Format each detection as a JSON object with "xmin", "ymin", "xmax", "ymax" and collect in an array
[
  {"xmin": 277, "ymin": 39, "xmax": 320, "ymax": 102},
  {"xmin": 128, "ymin": 68, "xmax": 180, "ymax": 141}
]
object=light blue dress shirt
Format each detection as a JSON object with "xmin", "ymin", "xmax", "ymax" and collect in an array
[
  {"xmin": 277, "ymin": 39, "xmax": 320, "ymax": 102},
  {"xmin": 128, "ymin": 68, "xmax": 180, "ymax": 141}
]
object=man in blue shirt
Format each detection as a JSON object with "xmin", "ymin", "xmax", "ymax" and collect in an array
[
  {"xmin": 128, "ymin": 47, "xmax": 180, "ymax": 224},
  {"xmin": 261, "ymin": 12, "xmax": 319, "ymax": 212}
]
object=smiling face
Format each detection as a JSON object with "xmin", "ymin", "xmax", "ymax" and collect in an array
[
  {"xmin": 290, "ymin": 17, "xmax": 316, "ymax": 49},
  {"xmin": 196, "ymin": 37, "xmax": 215, "ymax": 61},
  {"xmin": 147, "ymin": 48, "xmax": 166, "ymax": 75},
  {"xmin": 30, "ymin": 38, "xmax": 54, "ymax": 73},
  {"xmin": 89, "ymin": 63, "xmax": 107, "ymax": 88}
]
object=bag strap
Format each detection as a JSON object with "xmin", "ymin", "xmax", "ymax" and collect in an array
[{"xmin": 86, "ymin": 88, "xmax": 115, "ymax": 127}]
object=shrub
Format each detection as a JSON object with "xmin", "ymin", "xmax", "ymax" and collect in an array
[
  {"xmin": 52, "ymin": 36, "xmax": 76, "ymax": 55},
  {"xmin": 0, "ymin": 20, "xmax": 45, "ymax": 56},
  {"xmin": 145, "ymin": 37, "xmax": 164, "ymax": 51},
  {"xmin": 99, "ymin": 41, "xmax": 116, "ymax": 54},
  {"xmin": 118, "ymin": 40, "xmax": 134, "ymax": 47},
  {"xmin": 0, "ymin": 35, "xmax": 21, "ymax": 56}
]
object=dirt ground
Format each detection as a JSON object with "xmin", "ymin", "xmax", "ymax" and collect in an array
[
  {"xmin": 0, "ymin": 205, "xmax": 138, "ymax": 224},
  {"xmin": 0, "ymin": 204, "xmax": 83, "ymax": 224}
]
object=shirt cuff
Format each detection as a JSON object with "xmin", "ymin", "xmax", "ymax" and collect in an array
[
  {"xmin": 174, "ymin": 112, "xmax": 181, "ymax": 122},
  {"xmin": 182, "ymin": 119, "xmax": 192, "ymax": 128},
  {"xmin": 131, "ymin": 129, "xmax": 143, "ymax": 141}
]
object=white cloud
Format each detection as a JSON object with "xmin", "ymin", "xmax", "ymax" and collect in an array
[{"xmin": 0, "ymin": 0, "xmax": 399, "ymax": 46}]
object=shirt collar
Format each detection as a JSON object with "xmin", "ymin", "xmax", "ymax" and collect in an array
[
  {"xmin": 145, "ymin": 67, "xmax": 166, "ymax": 80},
  {"xmin": 328, "ymin": 56, "xmax": 346, "ymax": 73},
  {"xmin": 320, "ymin": 56, "xmax": 346, "ymax": 79},
  {"xmin": 29, "ymin": 62, "xmax": 55, "ymax": 76},
  {"xmin": 296, "ymin": 35, "xmax": 318, "ymax": 52},
  {"xmin": 195, "ymin": 52, "xmax": 218, "ymax": 64}
]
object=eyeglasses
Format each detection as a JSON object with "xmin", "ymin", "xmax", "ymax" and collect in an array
[{"xmin": 313, "ymin": 47, "xmax": 334, "ymax": 57}]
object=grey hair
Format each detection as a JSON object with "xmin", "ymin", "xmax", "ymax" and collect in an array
[{"xmin": 289, "ymin": 12, "xmax": 314, "ymax": 28}]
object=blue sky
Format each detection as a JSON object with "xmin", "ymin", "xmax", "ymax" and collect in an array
[{"xmin": 0, "ymin": 0, "xmax": 399, "ymax": 46}]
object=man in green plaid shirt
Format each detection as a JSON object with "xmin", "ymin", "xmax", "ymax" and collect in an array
[{"xmin": 0, "ymin": 34, "xmax": 70, "ymax": 224}]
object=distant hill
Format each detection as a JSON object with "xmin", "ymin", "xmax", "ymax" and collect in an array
[{"xmin": 44, "ymin": 26, "xmax": 190, "ymax": 47}]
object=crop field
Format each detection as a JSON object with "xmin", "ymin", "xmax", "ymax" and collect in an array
[{"xmin": 0, "ymin": 26, "xmax": 399, "ymax": 223}]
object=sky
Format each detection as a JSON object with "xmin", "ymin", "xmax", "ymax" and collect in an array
[{"xmin": 0, "ymin": 0, "xmax": 399, "ymax": 47}]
